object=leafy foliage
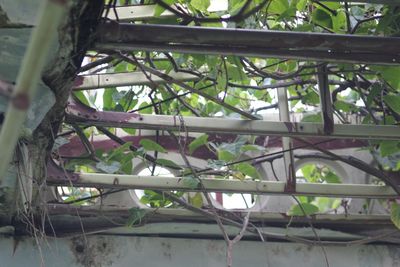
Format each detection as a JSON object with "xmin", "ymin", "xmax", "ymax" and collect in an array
[{"xmin": 127, "ymin": 207, "xmax": 147, "ymax": 226}]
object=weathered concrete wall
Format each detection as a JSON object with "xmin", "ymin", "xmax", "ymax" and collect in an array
[{"xmin": 1, "ymin": 235, "xmax": 399, "ymax": 267}]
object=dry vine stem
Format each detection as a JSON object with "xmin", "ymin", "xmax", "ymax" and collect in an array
[
  {"xmin": 226, "ymin": 212, "xmax": 251, "ymax": 267},
  {"xmin": 167, "ymin": 125, "xmax": 254, "ymax": 267}
]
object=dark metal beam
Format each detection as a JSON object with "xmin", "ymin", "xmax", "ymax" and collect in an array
[
  {"xmin": 95, "ymin": 22, "xmax": 400, "ymax": 65},
  {"xmin": 317, "ymin": 64, "xmax": 334, "ymax": 134}
]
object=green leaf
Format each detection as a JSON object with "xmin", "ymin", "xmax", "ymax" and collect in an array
[
  {"xmin": 301, "ymin": 113, "xmax": 322, "ymax": 123},
  {"xmin": 127, "ymin": 208, "xmax": 147, "ymax": 227},
  {"xmin": 269, "ymin": 0, "xmax": 289, "ymax": 15},
  {"xmin": 229, "ymin": 0, "xmax": 247, "ymax": 15},
  {"xmin": 139, "ymin": 190, "xmax": 173, "ymax": 208},
  {"xmin": 107, "ymin": 142, "xmax": 132, "ymax": 161},
  {"xmin": 217, "ymin": 71, "xmax": 228, "ymax": 91},
  {"xmin": 190, "ymin": 0, "xmax": 210, "ymax": 11},
  {"xmin": 191, "ymin": 54, "xmax": 206, "ymax": 68},
  {"xmin": 217, "ymin": 149, "xmax": 236, "ymax": 162},
  {"xmin": 189, "ymin": 134, "xmax": 209, "ymax": 154},
  {"xmin": 154, "ymin": 0, "xmax": 174, "ymax": 17},
  {"xmin": 139, "ymin": 139, "xmax": 167, "ymax": 153},
  {"xmin": 189, "ymin": 192, "xmax": 203, "ymax": 208},
  {"xmin": 288, "ymin": 203, "xmax": 319, "ymax": 216},
  {"xmin": 373, "ymin": 66, "xmax": 400, "ymax": 89},
  {"xmin": 391, "ymin": 202, "xmax": 400, "ymax": 229},
  {"xmin": 367, "ymin": 83, "xmax": 383, "ymax": 106},
  {"xmin": 332, "ymin": 10, "xmax": 347, "ymax": 33},
  {"xmin": 380, "ymin": 140, "xmax": 400, "ymax": 157},
  {"xmin": 120, "ymin": 157, "xmax": 133, "ymax": 174},
  {"xmin": 323, "ymin": 171, "xmax": 341, "ymax": 183},
  {"xmin": 301, "ymin": 164, "xmax": 318, "ymax": 182},
  {"xmin": 226, "ymin": 62, "xmax": 244, "ymax": 81},
  {"xmin": 334, "ymin": 100, "xmax": 356, "ymax": 112},
  {"xmin": 182, "ymin": 176, "xmax": 200, "ymax": 189},
  {"xmin": 73, "ymin": 91, "xmax": 90, "ymax": 106},
  {"xmin": 155, "ymin": 158, "xmax": 182, "ymax": 169},
  {"xmin": 383, "ymin": 94, "xmax": 400, "ymax": 114},
  {"xmin": 312, "ymin": 8, "xmax": 332, "ymax": 29},
  {"xmin": 121, "ymin": 128, "xmax": 136, "ymax": 135},
  {"xmin": 235, "ymin": 163, "xmax": 261, "ymax": 180},
  {"xmin": 302, "ymin": 90, "xmax": 320, "ymax": 105},
  {"xmin": 138, "ymin": 102, "xmax": 153, "ymax": 114},
  {"xmin": 320, "ymin": 2, "xmax": 340, "ymax": 9},
  {"xmin": 313, "ymin": 197, "xmax": 340, "ymax": 213},
  {"xmin": 296, "ymin": 0, "xmax": 307, "ymax": 11},
  {"xmin": 240, "ymin": 144, "xmax": 265, "ymax": 152},
  {"xmin": 102, "ymin": 88, "xmax": 115, "ymax": 110}
]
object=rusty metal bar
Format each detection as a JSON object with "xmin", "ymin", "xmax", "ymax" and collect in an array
[
  {"xmin": 47, "ymin": 205, "xmax": 392, "ymax": 225},
  {"xmin": 95, "ymin": 22, "xmax": 400, "ymax": 65},
  {"xmin": 48, "ymin": 172, "xmax": 397, "ymax": 198},
  {"xmin": 0, "ymin": 0, "xmax": 67, "ymax": 182},
  {"xmin": 65, "ymin": 100, "xmax": 400, "ymax": 140}
]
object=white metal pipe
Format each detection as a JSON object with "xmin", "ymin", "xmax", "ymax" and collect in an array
[
  {"xmin": 104, "ymin": 5, "xmax": 174, "ymax": 21},
  {"xmin": 50, "ymin": 173, "xmax": 398, "ymax": 198},
  {"xmin": 74, "ymin": 70, "xmax": 199, "ymax": 90},
  {"xmin": 277, "ymin": 88, "xmax": 295, "ymax": 183},
  {"xmin": 0, "ymin": 0, "xmax": 67, "ymax": 182},
  {"xmin": 67, "ymin": 112, "xmax": 400, "ymax": 140}
]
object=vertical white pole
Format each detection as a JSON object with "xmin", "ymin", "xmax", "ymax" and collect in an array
[
  {"xmin": 277, "ymin": 88, "xmax": 296, "ymax": 188},
  {"xmin": 0, "ymin": 0, "xmax": 68, "ymax": 182}
]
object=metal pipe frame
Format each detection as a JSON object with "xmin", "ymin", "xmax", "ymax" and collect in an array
[
  {"xmin": 65, "ymin": 101, "xmax": 400, "ymax": 140},
  {"xmin": 73, "ymin": 70, "xmax": 199, "ymax": 90},
  {"xmin": 95, "ymin": 23, "xmax": 400, "ymax": 65},
  {"xmin": 48, "ymin": 172, "xmax": 397, "ymax": 198}
]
